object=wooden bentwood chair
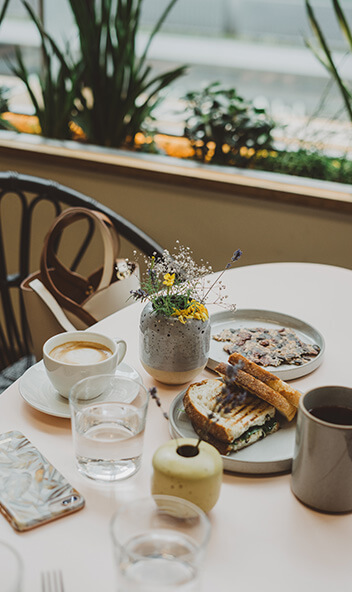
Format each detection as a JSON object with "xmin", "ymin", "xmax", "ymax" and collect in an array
[{"xmin": 0, "ymin": 171, "xmax": 164, "ymax": 391}]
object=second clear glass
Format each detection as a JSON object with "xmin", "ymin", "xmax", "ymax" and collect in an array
[
  {"xmin": 69, "ymin": 375, "xmax": 149, "ymax": 482},
  {"xmin": 110, "ymin": 494, "xmax": 211, "ymax": 592}
]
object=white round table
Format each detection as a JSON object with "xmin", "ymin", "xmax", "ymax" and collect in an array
[{"xmin": 0, "ymin": 262, "xmax": 351, "ymax": 592}]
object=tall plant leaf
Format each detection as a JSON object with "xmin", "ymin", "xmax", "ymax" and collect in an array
[
  {"xmin": 305, "ymin": 0, "xmax": 352, "ymax": 122},
  {"xmin": 0, "ymin": 0, "xmax": 10, "ymax": 25},
  {"xmin": 332, "ymin": 0, "xmax": 352, "ymax": 50},
  {"xmin": 0, "ymin": 2, "xmax": 15, "ymax": 131},
  {"xmin": 139, "ymin": 0, "xmax": 178, "ymax": 69}
]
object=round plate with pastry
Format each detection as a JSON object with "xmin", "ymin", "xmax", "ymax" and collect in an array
[{"xmin": 208, "ymin": 308, "xmax": 324, "ymax": 380}]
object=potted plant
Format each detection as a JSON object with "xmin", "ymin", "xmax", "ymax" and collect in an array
[
  {"xmin": 1, "ymin": 0, "xmax": 350, "ymax": 186},
  {"xmin": 183, "ymin": 82, "xmax": 276, "ymax": 166},
  {"xmin": 181, "ymin": 80, "xmax": 351, "ymax": 184},
  {"xmin": 68, "ymin": 0, "xmax": 187, "ymax": 148},
  {"xmin": 7, "ymin": 0, "xmax": 187, "ymax": 146},
  {"xmin": 9, "ymin": 1, "xmax": 82, "ymax": 140},
  {"xmin": 132, "ymin": 243, "xmax": 242, "ymax": 385}
]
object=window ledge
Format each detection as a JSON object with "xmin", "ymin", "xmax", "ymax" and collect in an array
[{"xmin": 0, "ymin": 131, "xmax": 351, "ymax": 214}]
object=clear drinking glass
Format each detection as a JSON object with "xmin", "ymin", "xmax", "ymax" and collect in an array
[
  {"xmin": 110, "ymin": 495, "xmax": 211, "ymax": 592},
  {"xmin": 69, "ymin": 375, "xmax": 149, "ymax": 482},
  {"xmin": 0, "ymin": 541, "xmax": 23, "ymax": 592}
]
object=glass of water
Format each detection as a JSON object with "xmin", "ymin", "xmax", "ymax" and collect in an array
[
  {"xmin": 69, "ymin": 375, "xmax": 149, "ymax": 482},
  {"xmin": 110, "ymin": 495, "xmax": 211, "ymax": 592},
  {"xmin": 0, "ymin": 541, "xmax": 23, "ymax": 592}
]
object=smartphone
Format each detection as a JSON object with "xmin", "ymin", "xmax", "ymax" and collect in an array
[{"xmin": 0, "ymin": 430, "xmax": 85, "ymax": 531}]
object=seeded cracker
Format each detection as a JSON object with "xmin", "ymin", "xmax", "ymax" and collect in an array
[{"xmin": 213, "ymin": 326, "xmax": 320, "ymax": 367}]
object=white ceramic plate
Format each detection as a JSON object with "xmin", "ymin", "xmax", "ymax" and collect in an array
[
  {"xmin": 19, "ymin": 361, "xmax": 143, "ymax": 419},
  {"xmin": 169, "ymin": 385, "xmax": 296, "ymax": 475},
  {"xmin": 208, "ymin": 308, "xmax": 324, "ymax": 380}
]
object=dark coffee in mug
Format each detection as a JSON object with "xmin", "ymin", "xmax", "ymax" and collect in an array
[
  {"xmin": 291, "ymin": 385, "xmax": 352, "ymax": 513},
  {"xmin": 308, "ymin": 405, "xmax": 352, "ymax": 425},
  {"xmin": 49, "ymin": 341, "xmax": 113, "ymax": 364}
]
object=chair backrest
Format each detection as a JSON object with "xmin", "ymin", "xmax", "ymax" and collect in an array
[{"xmin": 0, "ymin": 171, "xmax": 164, "ymax": 370}]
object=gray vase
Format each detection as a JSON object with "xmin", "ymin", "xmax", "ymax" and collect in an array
[{"xmin": 139, "ymin": 302, "xmax": 211, "ymax": 385}]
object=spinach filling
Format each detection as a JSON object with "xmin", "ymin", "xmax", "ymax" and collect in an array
[{"xmin": 231, "ymin": 417, "xmax": 279, "ymax": 451}]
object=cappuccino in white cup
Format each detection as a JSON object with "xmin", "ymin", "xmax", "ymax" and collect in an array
[
  {"xmin": 43, "ymin": 331, "xmax": 126, "ymax": 398},
  {"xmin": 49, "ymin": 341, "xmax": 113, "ymax": 365}
]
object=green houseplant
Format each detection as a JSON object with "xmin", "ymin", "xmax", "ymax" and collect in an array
[
  {"xmin": 1, "ymin": 0, "xmax": 350, "ymax": 184},
  {"xmin": 183, "ymin": 82, "xmax": 275, "ymax": 166},
  {"xmin": 9, "ymin": 1, "xmax": 82, "ymax": 140},
  {"xmin": 0, "ymin": 85, "xmax": 15, "ymax": 130},
  {"xmin": 67, "ymin": 0, "xmax": 187, "ymax": 147},
  {"xmin": 7, "ymin": 0, "xmax": 186, "ymax": 146}
]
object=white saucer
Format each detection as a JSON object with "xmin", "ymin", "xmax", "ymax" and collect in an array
[{"xmin": 19, "ymin": 361, "xmax": 143, "ymax": 419}]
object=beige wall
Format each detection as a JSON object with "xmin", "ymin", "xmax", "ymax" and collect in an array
[{"xmin": 1, "ymin": 150, "xmax": 351, "ymax": 273}]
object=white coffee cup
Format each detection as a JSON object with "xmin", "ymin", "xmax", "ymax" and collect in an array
[{"xmin": 43, "ymin": 331, "xmax": 127, "ymax": 398}]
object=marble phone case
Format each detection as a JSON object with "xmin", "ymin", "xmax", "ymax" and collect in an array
[{"xmin": 0, "ymin": 430, "xmax": 85, "ymax": 531}]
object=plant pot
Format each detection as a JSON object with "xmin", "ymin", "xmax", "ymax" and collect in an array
[
  {"xmin": 139, "ymin": 302, "xmax": 211, "ymax": 385},
  {"xmin": 151, "ymin": 438, "xmax": 223, "ymax": 513}
]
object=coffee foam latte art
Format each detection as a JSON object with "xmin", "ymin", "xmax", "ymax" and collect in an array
[{"xmin": 49, "ymin": 341, "xmax": 113, "ymax": 365}]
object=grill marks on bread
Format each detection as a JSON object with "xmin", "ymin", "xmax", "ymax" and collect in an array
[{"xmin": 183, "ymin": 379, "xmax": 275, "ymax": 444}]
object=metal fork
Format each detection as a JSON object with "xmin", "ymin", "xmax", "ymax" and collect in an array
[{"xmin": 41, "ymin": 570, "xmax": 65, "ymax": 592}]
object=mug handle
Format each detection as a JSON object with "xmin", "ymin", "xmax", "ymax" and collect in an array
[{"xmin": 114, "ymin": 339, "xmax": 127, "ymax": 364}]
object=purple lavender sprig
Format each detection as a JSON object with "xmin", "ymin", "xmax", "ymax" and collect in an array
[
  {"xmin": 130, "ymin": 287, "xmax": 148, "ymax": 301},
  {"xmin": 197, "ymin": 360, "xmax": 247, "ymax": 449},
  {"xmin": 149, "ymin": 386, "xmax": 168, "ymax": 420},
  {"xmin": 215, "ymin": 360, "xmax": 248, "ymax": 412},
  {"xmin": 150, "ymin": 360, "xmax": 247, "ymax": 453},
  {"xmin": 202, "ymin": 249, "xmax": 242, "ymax": 303}
]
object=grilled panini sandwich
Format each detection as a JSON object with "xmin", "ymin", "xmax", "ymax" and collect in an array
[
  {"xmin": 183, "ymin": 353, "xmax": 301, "ymax": 455},
  {"xmin": 183, "ymin": 379, "xmax": 279, "ymax": 455}
]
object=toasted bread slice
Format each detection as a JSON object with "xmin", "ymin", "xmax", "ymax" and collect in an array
[
  {"xmin": 215, "ymin": 362, "xmax": 297, "ymax": 421},
  {"xmin": 228, "ymin": 352, "xmax": 301, "ymax": 407},
  {"xmin": 183, "ymin": 379, "xmax": 276, "ymax": 444}
]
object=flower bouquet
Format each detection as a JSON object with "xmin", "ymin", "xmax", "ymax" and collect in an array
[{"xmin": 132, "ymin": 242, "xmax": 242, "ymax": 385}]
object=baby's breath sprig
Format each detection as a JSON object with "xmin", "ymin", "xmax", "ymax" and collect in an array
[
  {"xmin": 130, "ymin": 242, "xmax": 242, "ymax": 322},
  {"xmin": 202, "ymin": 248, "xmax": 242, "ymax": 304}
]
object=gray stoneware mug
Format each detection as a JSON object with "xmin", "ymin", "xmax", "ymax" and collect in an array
[{"xmin": 291, "ymin": 386, "xmax": 352, "ymax": 513}]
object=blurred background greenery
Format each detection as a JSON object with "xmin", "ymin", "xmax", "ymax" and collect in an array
[{"xmin": 0, "ymin": 0, "xmax": 351, "ymax": 183}]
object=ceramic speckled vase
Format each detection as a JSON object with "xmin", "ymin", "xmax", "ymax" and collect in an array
[{"xmin": 139, "ymin": 302, "xmax": 211, "ymax": 385}]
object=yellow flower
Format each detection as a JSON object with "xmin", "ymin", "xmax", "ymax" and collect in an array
[
  {"xmin": 171, "ymin": 300, "xmax": 209, "ymax": 323},
  {"xmin": 163, "ymin": 273, "xmax": 175, "ymax": 287}
]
